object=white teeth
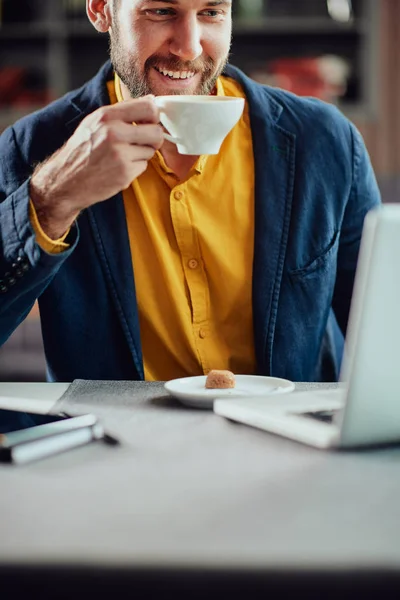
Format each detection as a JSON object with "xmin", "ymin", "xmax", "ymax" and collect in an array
[{"xmin": 156, "ymin": 67, "xmax": 195, "ymax": 80}]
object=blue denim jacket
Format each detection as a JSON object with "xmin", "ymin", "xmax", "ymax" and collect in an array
[{"xmin": 0, "ymin": 62, "xmax": 381, "ymax": 382}]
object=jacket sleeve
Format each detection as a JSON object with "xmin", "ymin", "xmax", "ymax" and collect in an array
[
  {"xmin": 332, "ymin": 122, "xmax": 381, "ymax": 335},
  {"xmin": 0, "ymin": 124, "xmax": 79, "ymax": 346}
]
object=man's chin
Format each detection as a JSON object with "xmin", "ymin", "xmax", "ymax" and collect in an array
[
  {"xmin": 152, "ymin": 86, "xmax": 204, "ymax": 96},
  {"xmin": 148, "ymin": 82, "xmax": 215, "ymax": 97}
]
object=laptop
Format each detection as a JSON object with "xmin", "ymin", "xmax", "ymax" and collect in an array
[{"xmin": 214, "ymin": 204, "xmax": 400, "ymax": 449}]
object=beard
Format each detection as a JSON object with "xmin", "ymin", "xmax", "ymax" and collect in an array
[{"xmin": 109, "ymin": 26, "xmax": 229, "ymax": 98}]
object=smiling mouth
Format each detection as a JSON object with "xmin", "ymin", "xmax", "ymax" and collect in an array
[{"xmin": 154, "ymin": 66, "xmax": 196, "ymax": 81}]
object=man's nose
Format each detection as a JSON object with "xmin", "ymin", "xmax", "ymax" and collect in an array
[{"xmin": 169, "ymin": 18, "xmax": 203, "ymax": 62}]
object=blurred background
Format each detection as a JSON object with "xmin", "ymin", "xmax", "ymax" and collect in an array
[{"xmin": 0, "ymin": 0, "xmax": 398, "ymax": 381}]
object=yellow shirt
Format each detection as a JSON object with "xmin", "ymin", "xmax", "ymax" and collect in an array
[
  {"xmin": 111, "ymin": 76, "xmax": 256, "ymax": 381},
  {"xmin": 32, "ymin": 74, "xmax": 257, "ymax": 381}
]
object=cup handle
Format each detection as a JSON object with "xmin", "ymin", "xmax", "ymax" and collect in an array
[{"xmin": 163, "ymin": 132, "xmax": 181, "ymax": 146}]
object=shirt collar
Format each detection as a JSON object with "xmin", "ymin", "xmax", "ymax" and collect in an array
[{"xmin": 115, "ymin": 73, "xmax": 124, "ymax": 103}]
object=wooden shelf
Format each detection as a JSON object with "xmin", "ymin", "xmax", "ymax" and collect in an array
[
  {"xmin": 65, "ymin": 20, "xmax": 102, "ymax": 37},
  {"xmin": 0, "ymin": 0, "xmax": 378, "ymax": 127},
  {"xmin": 0, "ymin": 22, "xmax": 49, "ymax": 39},
  {"xmin": 233, "ymin": 16, "xmax": 365, "ymax": 35},
  {"xmin": 0, "ymin": 16, "xmax": 366, "ymax": 38}
]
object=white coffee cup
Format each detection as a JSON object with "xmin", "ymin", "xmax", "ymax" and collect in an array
[{"xmin": 154, "ymin": 95, "xmax": 245, "ymax": 155}]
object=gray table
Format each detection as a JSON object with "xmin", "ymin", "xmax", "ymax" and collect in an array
[{"xmin": 1, "ymin": 380, "xmax": 400, "ymax": 599}]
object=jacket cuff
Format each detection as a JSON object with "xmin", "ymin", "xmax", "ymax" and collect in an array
[{"xmin": 0, "ymin": 178, "xmax": 78, "ymax": 268}]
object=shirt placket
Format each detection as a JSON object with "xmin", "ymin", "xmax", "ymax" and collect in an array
[{"xmin": 170, "ymin": 185, "xmax": 211, "ymax": 373}]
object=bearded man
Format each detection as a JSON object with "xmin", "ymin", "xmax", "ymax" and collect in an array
[{"xmin": 0, "ymin": 1, "xmax": 380, "ymax": 384}]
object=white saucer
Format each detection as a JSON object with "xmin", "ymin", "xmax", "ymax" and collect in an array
[{"xmin": 164, "ymin": 375, "xmax": 295, "ymax": 409}]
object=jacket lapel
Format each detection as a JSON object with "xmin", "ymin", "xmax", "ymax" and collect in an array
[
  {"xmin": 87, "ymin": 198, "xmax": 144, "ymax": 379},
  {"xmin": 252, "ymin": 115, "xmax": 296, "ymax": 375},
  {"xmin": 65, "ymin": 63, "xmax": 144, "ymax": 379},
  {"xmin": 225, "ymin": 66, "xmax": 296, "ymax": 376}
]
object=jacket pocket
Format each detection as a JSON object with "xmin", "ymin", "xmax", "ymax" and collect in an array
[{"xmin": 288, "ymin": 230, "xmax": 339, "ymax": 280}]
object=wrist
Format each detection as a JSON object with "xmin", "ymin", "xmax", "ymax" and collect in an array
[{"xmin": 30, "ymin": 165, "xmax": 80, "ymax": 240}]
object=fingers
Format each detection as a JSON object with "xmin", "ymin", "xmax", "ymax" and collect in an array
[
  {"xmin": 111, "ymin": 122, "xmax": 164, "ymax": 149},
  {"xmin": 105, "ymin": 96, "xmax": 160, "ymax": 124},
  {"xmin": 120, "ymin": 143, "xmax": 157, "ymax": 163}
]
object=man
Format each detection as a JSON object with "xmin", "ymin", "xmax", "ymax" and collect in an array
[{"xmin": 0, "ymin": 0, "xmax": 380, "ymax": 383}]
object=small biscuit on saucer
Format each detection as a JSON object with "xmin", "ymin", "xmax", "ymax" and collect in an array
[{"xmin": 205, "ymin": 369, "xmax": 236, "ymax": 389}]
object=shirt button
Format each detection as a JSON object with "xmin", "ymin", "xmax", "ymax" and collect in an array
[
  {"xmin": 174, "ymin": 191, "xmax": 183, "ymax": 201},
  {"xmin": 199, "ymin": 328, "xmax": 207, "ymax": 339},
  {"xmin": 188, "ymin": 259, "xmax": 199, "ymax": 270}
]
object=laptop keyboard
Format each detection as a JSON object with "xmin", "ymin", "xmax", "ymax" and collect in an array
[{"xmin": 299, "ymin": 409, "xmax": 339, "ymax": 424}]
